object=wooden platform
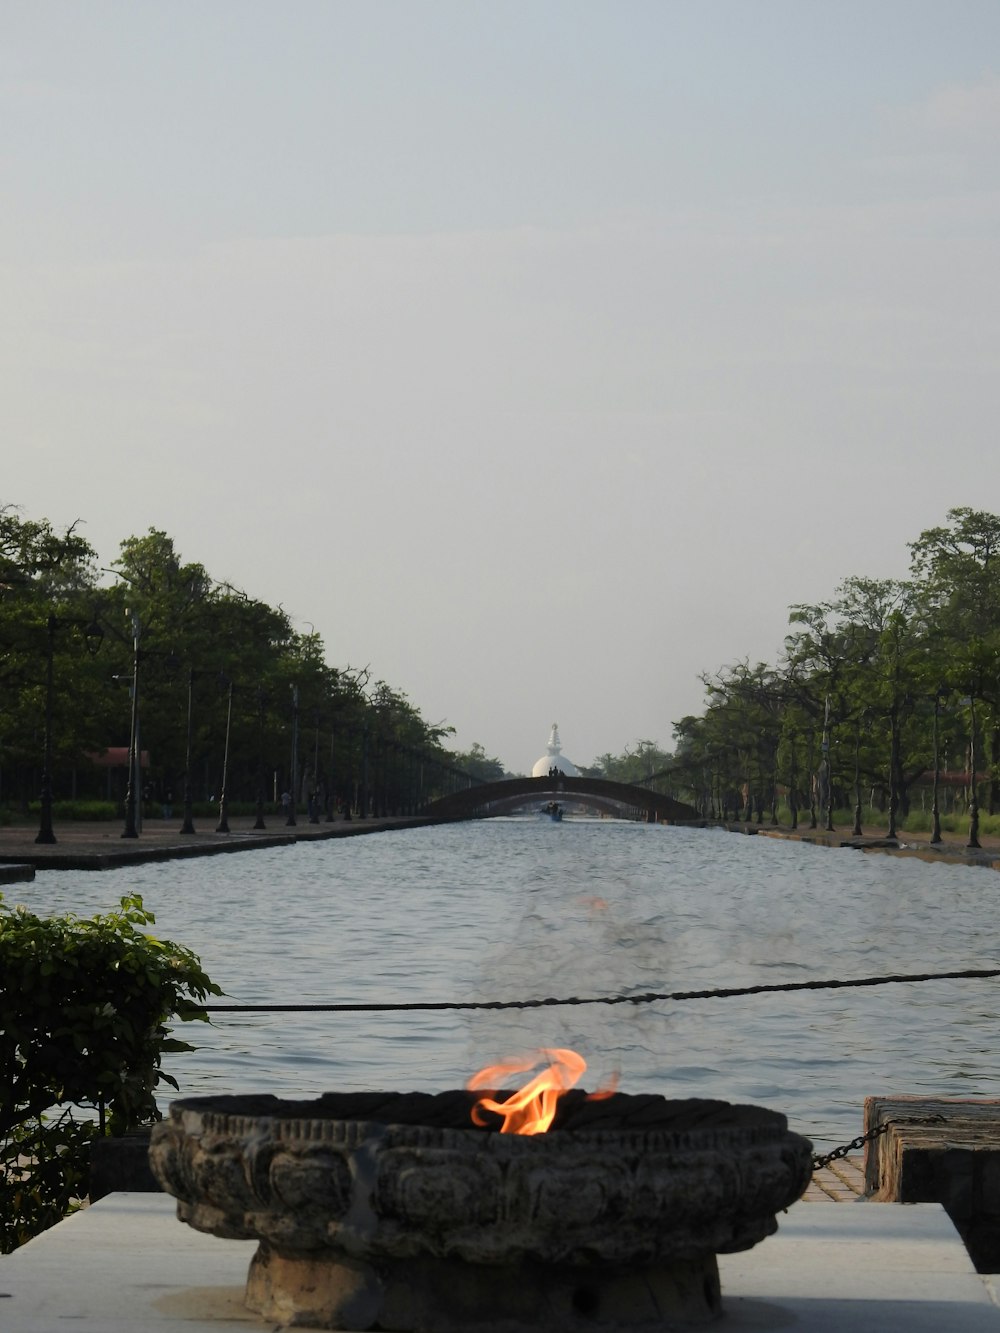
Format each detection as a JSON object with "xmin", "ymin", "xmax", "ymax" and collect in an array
[{"xmin": 865, "ymin": 1095, "xmax": 1000, "ymax": 1271}]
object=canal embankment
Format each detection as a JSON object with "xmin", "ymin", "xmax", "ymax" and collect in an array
[
  {"xmin": 6, "ymin": 812, "xmax": 1000, "ymax": 875},
  {"xmin": 0, "ymin": 812, "xmax": 446, "ymax": 874},
  {"xmin": 716, "ymin": 819, "xmax": 1000, "ymax": 872}
]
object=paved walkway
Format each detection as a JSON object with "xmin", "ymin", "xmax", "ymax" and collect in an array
[
  {"xmin": 725, "ymin": 820, "xmax": 1000, "ymax": 872},
  {"xmin": 0, "ymin": 812, "xmax": 442, "ymax": 874},
  {"xmin": 5, "ymin": 1193, "xmax": 998, "ymax": 1332},
  {"xmin": 5, "ymin": 810, "xmax": 999, "ymax": 875},
  {"xmin": 805, "ymin": 1155, "xmax": 866, "ymax": 1201}
]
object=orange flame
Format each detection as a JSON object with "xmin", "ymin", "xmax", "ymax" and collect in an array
[{"xmin": 467, "ymin": 1048, "xmax": 616, "ymax": 1135}]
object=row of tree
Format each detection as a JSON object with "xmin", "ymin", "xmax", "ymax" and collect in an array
[
  {"xmin": 0, "ymin": 508, "xmax": 486, "ymax": 829},
  {"xmin": 665, "ymin": 508, "xmax": 1000, "ymax": 844}
]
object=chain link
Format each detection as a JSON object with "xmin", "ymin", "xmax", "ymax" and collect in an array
[{"xmin": 811, "ymin": 1113, "xmax": 946, "ymax": 1171}]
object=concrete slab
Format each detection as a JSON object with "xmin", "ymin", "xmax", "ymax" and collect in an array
[{"xmin": 1, "ymin": 1194, "xmax": 998, "ymax": 1331}]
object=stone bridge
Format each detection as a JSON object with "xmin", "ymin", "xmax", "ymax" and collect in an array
[{"xmin": 425, "ymin": 775, "xmax": 699, "ymax": 823}]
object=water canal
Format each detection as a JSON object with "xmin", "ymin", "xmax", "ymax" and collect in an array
[{"xmin": 13, "ymin": 818, "xmax": 1000, "ymax": 1154}]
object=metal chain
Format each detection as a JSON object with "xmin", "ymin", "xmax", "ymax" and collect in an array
[
  {"xmin": 203, "ymin": 965, "xmax": 1000, "ymax": 1014},
  {"xmin": 811, "ymin": 1113, "xmax": 946, "ymax": 1171}
]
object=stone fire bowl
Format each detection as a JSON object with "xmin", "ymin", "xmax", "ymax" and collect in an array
[{"xmin": 149, "ymin": 1091, "xmax": 813, "ymax": 1331}]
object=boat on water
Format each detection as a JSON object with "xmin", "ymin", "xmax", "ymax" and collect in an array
[{"xmin": 542, "ymin": 801, "xmax": 563, "ymax": 822}]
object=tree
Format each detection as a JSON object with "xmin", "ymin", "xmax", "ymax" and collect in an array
[
  {"xmin": 451, "ymin": 742, "xmax": 507, "ymax": 783},
  {"xmin": 0, "ymin": 506, "xmax": 100, "ymax": 810},
  {"xmin": 910, "ymin": 509, "xmax": 1000, "ymax": 842}
]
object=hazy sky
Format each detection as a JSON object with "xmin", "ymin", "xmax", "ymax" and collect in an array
[{"xmin": 4, "ymin": 2, "xmax": 1000, "ymax": 773}]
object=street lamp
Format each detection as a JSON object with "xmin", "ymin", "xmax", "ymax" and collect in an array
[
  {"xmin": 287, "ymin": 684, "xmax": 299, "ymax": 826},
  {"xmin": 35, "ymin": 613, "xmax": 104, "ymax": 845},
  {"xmin": 121, "ymin": 608, "xmax": 141, "ymax": 840},
  {"xmin": 310, "ymin": 709, "xmax": 321, "ymax": 824},
  {"xmin": 180, "ymin": 668, "xmax": 197, "ymax": 834},
  {"xmin": 253, "ymin": 686, "xmax": 268, "ymax": 830},
  {"xmin": 821, "ymin": 696, "xmax": 834, "ymax": 833},
  {"xmin": 967, "ymin": 694, "xmax": 981, "ymax": 850},
  {"xmin": 851, "ymin": 714, "xmax": 866, "ymax": 839},
  {"xmin": 931, "ymin": 688, "xmax": 945, "ymax": 846},
  {"xmin": 216, "ymin": 674, "xmax": 234, "ymax": 833}
]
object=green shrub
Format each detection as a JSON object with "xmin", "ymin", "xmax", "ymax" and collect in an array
[
  {"xmin": 55, "ymin": 800, "xmax": 118, "ymax": 821},
  {"xmin": 23, "ymin": 800, "xmax": 118, "ymax": 821},
  {"xmin": 0, "ymin": 893, "xmax": 221, "ymax": 1251}
]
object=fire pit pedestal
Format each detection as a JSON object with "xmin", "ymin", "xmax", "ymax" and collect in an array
[{"xmin": 149, "ymin": 1091, "xmax": 813, "ymax": 1331}]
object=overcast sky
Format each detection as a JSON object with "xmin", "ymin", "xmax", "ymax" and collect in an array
[{"xmin": 4, "ymin": 1, "xmax": 999, "ymax": 774}]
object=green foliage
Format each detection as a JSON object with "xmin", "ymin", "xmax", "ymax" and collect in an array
[
  {"xmin": 0, "ymin": 1111, "xmax": 96, "ymax": 1252},
  {"xmin": 588, "ymin": 740, "xmax": 673, "ymax": 785},
  {"xmin": 451, "ymin": 741, "xmax": 507, "ymax": 782},
  {"xmin": 0, "ymin": 506, "xmax": 102, "ymax": 786},
  {"xmin": 14, "ymin": 800, "xmax": 119, "ymax": 822},
  {"xmin": 0, "ymin": 507, "xmax": 464, "ymax": 818},
  {"xmin": 0, "ymin": 893, "xmax": 221, "ymax": 1251},
  {"xmin": 668, "ymin": 509, "xmax": 1000, "ymax": 829}
]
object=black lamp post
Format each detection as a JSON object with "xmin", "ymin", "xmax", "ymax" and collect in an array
[
  {"xmin": 309, "ymin": 709, "xmax": 321, "ymax": 823},
  {"xmin": 343, "ymin": 724, "xmax": 354, "ymax": 820},
  {"xmin": 216, "ymin": 674, "xmax": 234, "ymax": 833},
  {"xmin": 852, "ymin": 718, "xmax": 863, "ymax": 838},
  {"xmin": 931, "ymin": 689, "xmax": 944, "ymax": 845},
  {"xmin": 325, "ymin": 724, "xmax": 336, "ymax": 821},
  {"xmin": 287, "ymin": 684, "xmax": 299, "ymax": 826},
  {"xmin": 821, "ymin": 695, "xmax": 834, "ymax": 832},
  {"xmin": 787, "ymin": 732, "xmax": 798, "ymax": 831},
  {"xmin": 35, "ymin": 615, "xmax": 58, "ymax": 846},
  {"xmin": 121, "ymin": 609, "xmax": 141, "ymax": 840},
  {"xmin": 968, "ymin": 694, "xmax": 981, "ymax": 849},
  {"xmin": 180, "ymin": 666, "xmax": 226, "ymax": 835},
  {"xmin": 36, "ymin": 613, "xmax": 104, "ymax": 845},
  {"xmin": 253, "ymin": 687, "xmax": 268, "ymax": 830},
  {"xmin": 360, "ymin": 719, "xmax": 370, "ymax": 818},
  {"xmin": 180, "ymin": 668, "xmax": 197, "ymax": 834}
]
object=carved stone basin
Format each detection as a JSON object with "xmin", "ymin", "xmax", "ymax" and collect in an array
[{"xmin": 149, "ymin": 1091, "xmax": 813, "ymax": 1331}]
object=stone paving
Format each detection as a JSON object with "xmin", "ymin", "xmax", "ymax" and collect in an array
[
  {"xmin": 746, "ymin": 821, "xmax": 1000, "ymax": 872},
  {"xmin": 0, "ymin": 811, "xmax": 441, "ymax": 873},
  {"xmin": 804, "ymin": 1155, "xmax": 866, "ymax": 1202}
]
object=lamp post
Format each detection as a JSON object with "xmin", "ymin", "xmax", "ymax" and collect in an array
[
  {"xmin": 821, "ymin": 695, "xmax": 834, "ymax": 832},
  {"xmin": 310, "ymin": 709, "xmax": 321, "ymax": 824},
  {"xmin": 325, "ymin": 724, "xmax": 336, "ymax": 821},
  {"xmin": 287, "ymin": 684, "xmax": 299, "ymax": 826},
  {"xmin": 360, "ymin": 719, "xmax": 370, "ymax": 818},
  {"xmin": 931, "ymin": 689, "xmax": 944, "ymax": 846},
  {"xmin": 216, "ymin": 674, "xmax": 234, "ymax": 833},
  {"xmin": 253, "ymin": 686, "xmax": 267, "ymax": 830},
  {"xmin": 343, "ymin": 724, "xmax": 354, "ymax": 820},
  {"xmin": 852, "ymin": 718, "xmax": 863, "ymax": 838},
  {"xmin": 968, "ymin": 694, "xmax": 981, "ymax": 849},
  {"xmin": 35, "ymin": 613, "xmax": 104, "ymax": 844},
  {"xmin": 180, "ymin": 668, "xmax": 197, "ymax": 834},
  {"xmin": 35, "ymin": 615, "xmax": 58, "ymax": 845},
  {"xmin": 787, "ymin": 731, "xmax": 798, "ymax": 831},
  {"xmin": 121, "ymin": 608, "xmax": 141, "ymax": 840}
]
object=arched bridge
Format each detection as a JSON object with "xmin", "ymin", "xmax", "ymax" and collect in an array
[{"xmin": 425, "ymin": 775, "xmax": 699, "ymax": 823}]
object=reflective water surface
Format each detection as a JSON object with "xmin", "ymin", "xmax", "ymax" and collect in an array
[{"xmin": 12, "ymin": 819, "xmax": 1000, "ymax": 1152}]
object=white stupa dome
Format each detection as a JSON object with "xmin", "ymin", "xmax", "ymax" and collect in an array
[{"xmin": 531, "ymin": 723, "xmax": 579, "ymax": 778}]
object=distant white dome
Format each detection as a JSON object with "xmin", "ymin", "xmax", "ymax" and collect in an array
[{"xmin": 531, "ymin": 723, "xmax": 579, "ymax": 778}]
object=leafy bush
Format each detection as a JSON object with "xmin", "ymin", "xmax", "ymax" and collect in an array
[
  {"xmin": 16, "ymin": 800, "xmax": 118, "ymax": 822},
  {"xmin": 53, "ymin": 800, "xmax": 119, "ymax": 821},
  {"xmin": 0, "ymin": 893, "xmax": 221, "ymax": 1251}
]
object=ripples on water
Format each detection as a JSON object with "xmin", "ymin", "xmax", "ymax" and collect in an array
[{"xmin": 12, "ymin": 819, "xmax": 1000, "ymax": 1151}]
